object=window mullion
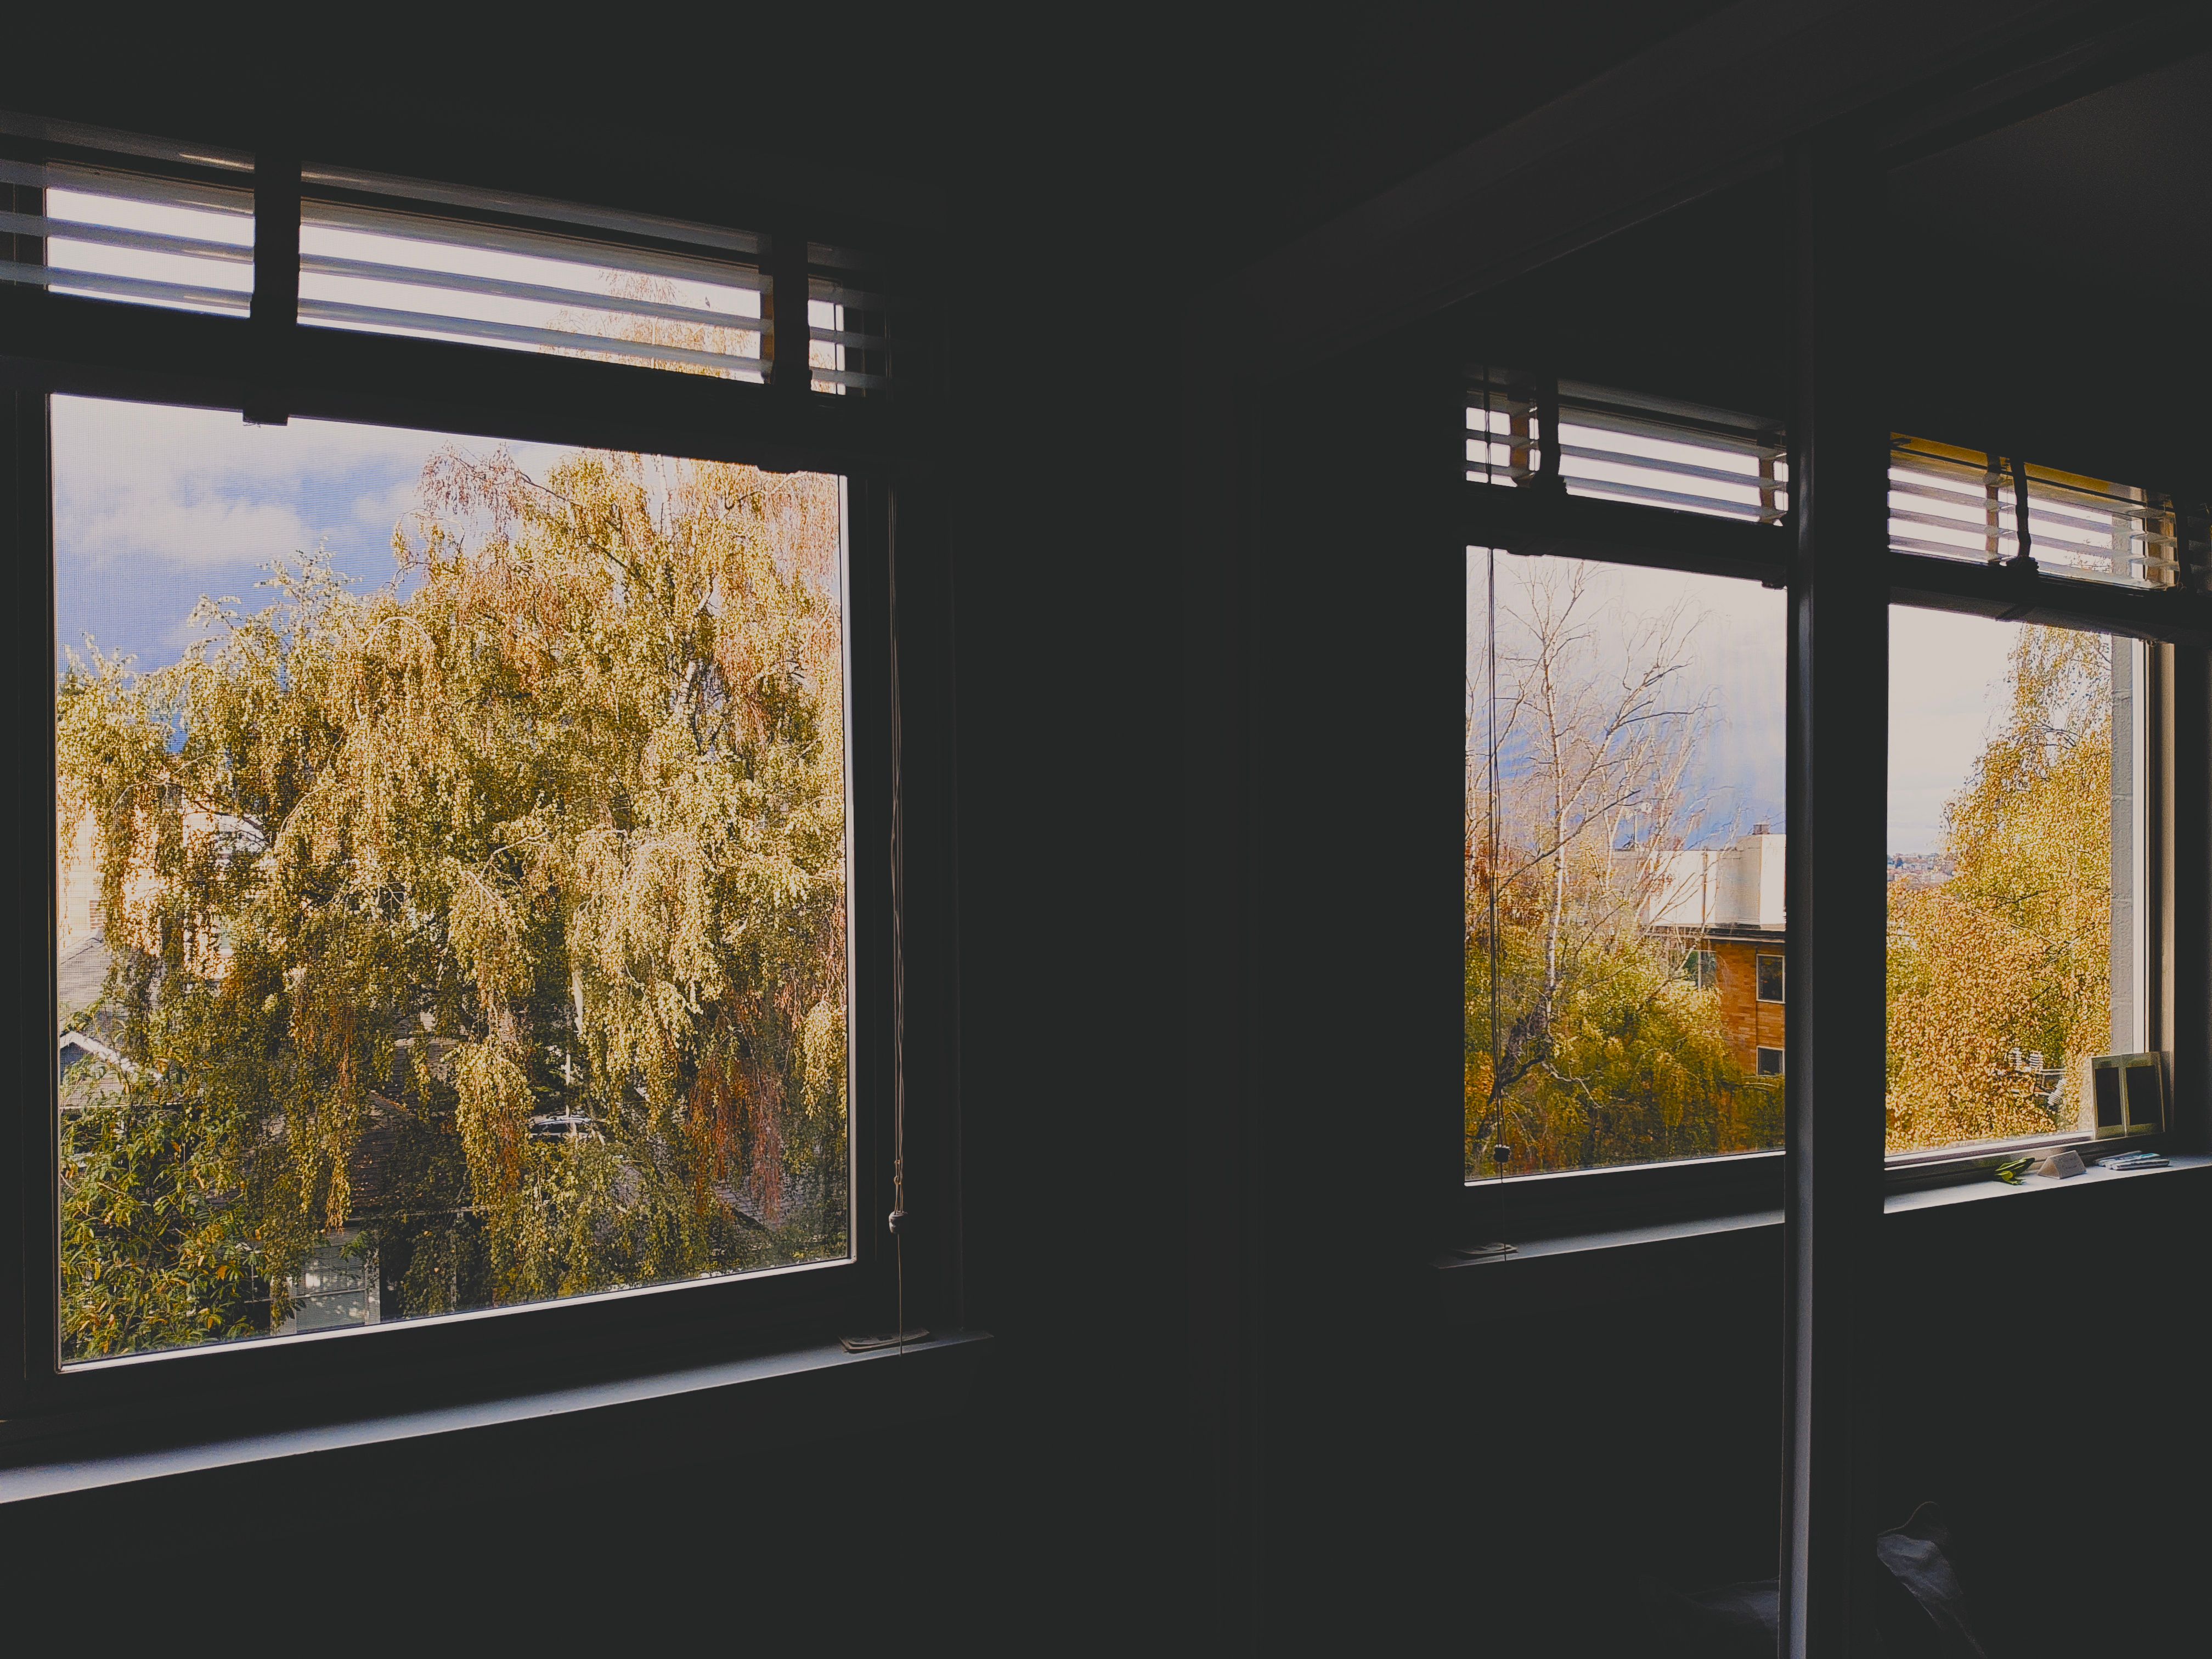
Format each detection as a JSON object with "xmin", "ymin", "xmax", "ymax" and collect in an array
[
  {"xmin": 246, "ymin": 131, "xmax": 298, "ymax": 425},
  {"xmin": 1780, "ymin": 143, "xmax": 1889, "ymax": 1659}
]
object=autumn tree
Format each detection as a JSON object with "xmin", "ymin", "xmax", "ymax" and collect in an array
[
  {"xmin": 1466, "ymin": 558, "xmax": 1770, "ymax": 1176},
  {"xmin": 1886, "ymin": 625, "xmax": 2114, "ymax": 1150},
  {"xmin": 58, "ymin": 445, "xmax": 849, "ymax": 1358}
]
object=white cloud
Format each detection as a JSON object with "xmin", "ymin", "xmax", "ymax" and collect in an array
[
  {"xmin": 67, "ymin": 485, "xmax": 316, "ymax": 572},
  {"xmin": 49, "ymin": 397, "xmax": 563, "ymax": 580}
]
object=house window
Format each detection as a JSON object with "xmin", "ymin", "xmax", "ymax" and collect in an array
[
  {"xmin": 51, "ymin": 396, "xmax": 854, "ymax": 1365},
  {"xmin": 1756, "ymin": 1047, "xmax": 1784, "ymax": 1078},
  {"xmin": 1466, "ymin": 541, "xmax": 1786, "ymax": 1178},
  {"xmin": 1756, "ymin": 954, "xmax": 1785, "ymax": 1004},
  {"xmin": 1886, "ymin": 607, "xmax": 2142, "ymax": 1156}
]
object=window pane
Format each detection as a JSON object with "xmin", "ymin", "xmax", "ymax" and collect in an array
[
  {"xmin": 1886, "ymin": 609, "xmax": 2140, "ymax": 1154},
  {"xmin": 54, "ymin": 397, "xmax": 851, "ymax": 1363},
  {"xmin": 1467, "ymin": 551, "xmax": 1786, "ymax": 1179},
  {"xmin": 1756, "ymin": 954, "xmax": 1784, "ymax": 1004}
]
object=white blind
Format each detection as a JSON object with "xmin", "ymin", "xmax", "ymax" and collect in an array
[
  {"xmin": 0, "ymin": 156, "xmax": 255, "ymax": 317},
  {"xmin": 1468, "ymin": 371, "xmax": 1787, "ymax": 524},
  {"xmin": 298, "ymin": 166, "xmax": 770, "ymax": 381},
  {"xmin": 806, "ymin": 242, "xmax": 889, "ymax": 394},
  {"xmin": 1888, "ymin": 438, "xmax": 2184, "ymax": 589}
]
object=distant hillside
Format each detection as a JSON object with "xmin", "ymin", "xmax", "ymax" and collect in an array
[{"xmin": 1887, "ymin": 853, "xmax": 1954, "ymax": 888}]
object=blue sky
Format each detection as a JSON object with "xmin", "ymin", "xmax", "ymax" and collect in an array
[
  {"xmin": 59, "ymin": 396, "xmax": 2027, "ymax": 864},
  {"xmin": 1887, "ymin": 606, "xmax": 2041, "ymax": 856},
  {"xmin": 53, "ymin": 395, "xmax": 562, "ymax": 676},
  {"xmin": 1470, "ymin": 552, "xmax": 1788, "ymax": 850},
  {"xmin": 1468, "ymin": 553, "xmax": 2037, "ymax": 858}
]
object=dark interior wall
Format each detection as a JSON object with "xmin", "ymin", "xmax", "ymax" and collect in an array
[
  {"xmin": 1, "ymin": 18, "xmax": 1210, "ymax": 1645},
  {"xmin": 1216, "ymin": 182, "xmax": 2212, "ymax": 1651},
  {"xmin": 6, "ymin": 16, "xmax": 2212, "ymax": 1653}
]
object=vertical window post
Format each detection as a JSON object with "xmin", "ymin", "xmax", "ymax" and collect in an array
[
  {"xmin": 246, "ymin": 131, "xmax": 298, "ymax": 426},
  {"xmin": 1781, "ymin": 144, "xmax": 1888, "ymax": 1659},
  {"xmin": 2168, "ymin": 645, "xmax": 2211, "ymax": 1150},
  {"xmin": 772, "ymin": 224, "xmax": 811, "ymax": 405}
]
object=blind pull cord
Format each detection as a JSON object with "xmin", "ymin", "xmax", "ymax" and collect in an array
[{"xmin": 2006, "ymin": 453, "xmax": 2038, "ymax": 575}]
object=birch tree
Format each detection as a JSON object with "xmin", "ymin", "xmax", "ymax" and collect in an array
[{"xmin": 1465, "ymin": 559, "xmax": 1760, "ymax": 1174}]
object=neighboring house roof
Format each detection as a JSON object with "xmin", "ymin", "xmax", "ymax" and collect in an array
[
  {"xmin": 58, "ymin": 934, "xmax": 134, "ymax": 1095},
  {"xmin": 58, "ymin": 1026, "xmax": 136, "ymax": 1081},
  {"xmin": 57, "ymin": 933, "xmax": 111, "ymax": 1026}
]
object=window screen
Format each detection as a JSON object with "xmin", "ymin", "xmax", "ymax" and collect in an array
[
  {"xmin": 1467, "ymin": 549, "xmax": 1787, "ymax": 1178},
  {"xmin": 54, "ymin": 397, "xmax": 854, "ymax": 1362},
  {"xmin": 1887, "ymin": 609, "xmax": 2142, "ymax": 1154}
]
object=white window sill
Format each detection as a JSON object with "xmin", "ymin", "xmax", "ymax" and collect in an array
[
  {"xmin": 0, "ymin": 1330, "xmax": 990, "ymax": 1512},
  {"xmin": 1435, "ymin": 1154, "xmax": 2210, "ymax": 1321}
]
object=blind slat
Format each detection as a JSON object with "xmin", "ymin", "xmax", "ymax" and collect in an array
[
  {"xmin": 1, "ymin": 211, "xmax": 253, "ymax": 266},
  {"xmin": 304, "ymin": 200, "xmax": 768, "ymax": 294},
  {"xmin": 1556, "ymin": 440, "xmax": 1787, "ymax": 495},
  {"xmin": 301, "ymin": 253, "xmax": 769, "ymax": 337},
  {"xmin": 0, "ymin": 259, "xmax": 250, "ymax": 313},
  {"xmin": 299, "ymin": 298, "xmax": 769, "ymax": 374},
  {"xmin": 303, "ymin": 164, "xmax": 764, "ymax": 259}
]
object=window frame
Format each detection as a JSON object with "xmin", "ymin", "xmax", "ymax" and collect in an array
[
  {"xmin": 1453, "ymin": 393, "xmax": 2203, "ymax": 1244},
  {"xmin": 0, "ymin": 116, "xmax": 954, "ymax": 1431},
  {"xmin": 1756, "ymin": 953, "xmax": 1786, "ymax": 1006}
]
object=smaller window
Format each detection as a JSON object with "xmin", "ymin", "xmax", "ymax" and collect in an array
[
  {"xmin": 1887, "ymin": 436, "xmax": 2204, "ymax": 591},
  {"xmin": 1756, "ymin": 953, "xmax": 1785, "ymax": 1004},
  {"xmin": 1756, "ymin": 1046, "xmax": 1785, "ymax": 1078},
  {"xmin": 1680, "ymin": 947, "xmax": 1719, "ymax": 990},
  {"xmin": 1467, "ymin": 370, "xmax": 1787, "ymax": 523}
]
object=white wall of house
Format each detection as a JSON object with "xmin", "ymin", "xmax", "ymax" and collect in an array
[{"xmin": 1628, "ymin": 829, "xmax": 1786, "ymax": 930}]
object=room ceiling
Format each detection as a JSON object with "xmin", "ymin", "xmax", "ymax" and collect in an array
[{"xmin": 1888, "ymin": 46, "xmax": 2212, "ymax": 312}]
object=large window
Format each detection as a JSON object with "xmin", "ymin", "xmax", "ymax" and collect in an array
[
  {"xmin": 52, "ymin": 398, "xmax": 854, "ymax": 1363},
  {"xmin": 1885, "ymin": 608, "xmax": 2141, "ymax": 1155},
  {"xmin": 1460, "ymin": 355, "xmax": 2193, "ymax": 1205},
  {"xmin": 1466, "ymin": 549, "xmax": 1786, "ymax": 1178}
]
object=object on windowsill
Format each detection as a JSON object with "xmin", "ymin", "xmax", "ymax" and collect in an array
[
  {"xmin": 1991, "ymin": 1156, "xmax": 2036, "ymax": 1185},
  {"xmin": 2032, "ymin": 1149, "xmax": 2087, "ymax": 1180},
  {"xmin": 2094, "ymin": 1150, "xmax": 2169, "ymax": 1172},
  {"xmin": 1452, "ymin": 1241, "xmax": 1518, "ymax": 1261},
  {"xmin": 2091, "ymin": 1052, "xmax": 2166, "ymax": 1139},
  {"xmin": 840, "ymin": 1330, "xmax": 932, "ymax": 1353}
]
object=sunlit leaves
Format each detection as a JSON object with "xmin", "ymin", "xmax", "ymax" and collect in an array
[
  {"xmin": 1886, "ymin": 626, "xmax": 2113, "ymax": 1151},
  {"xmin": 58, "ymin": 446, "xmax": 849, "ymax": 1356}
]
